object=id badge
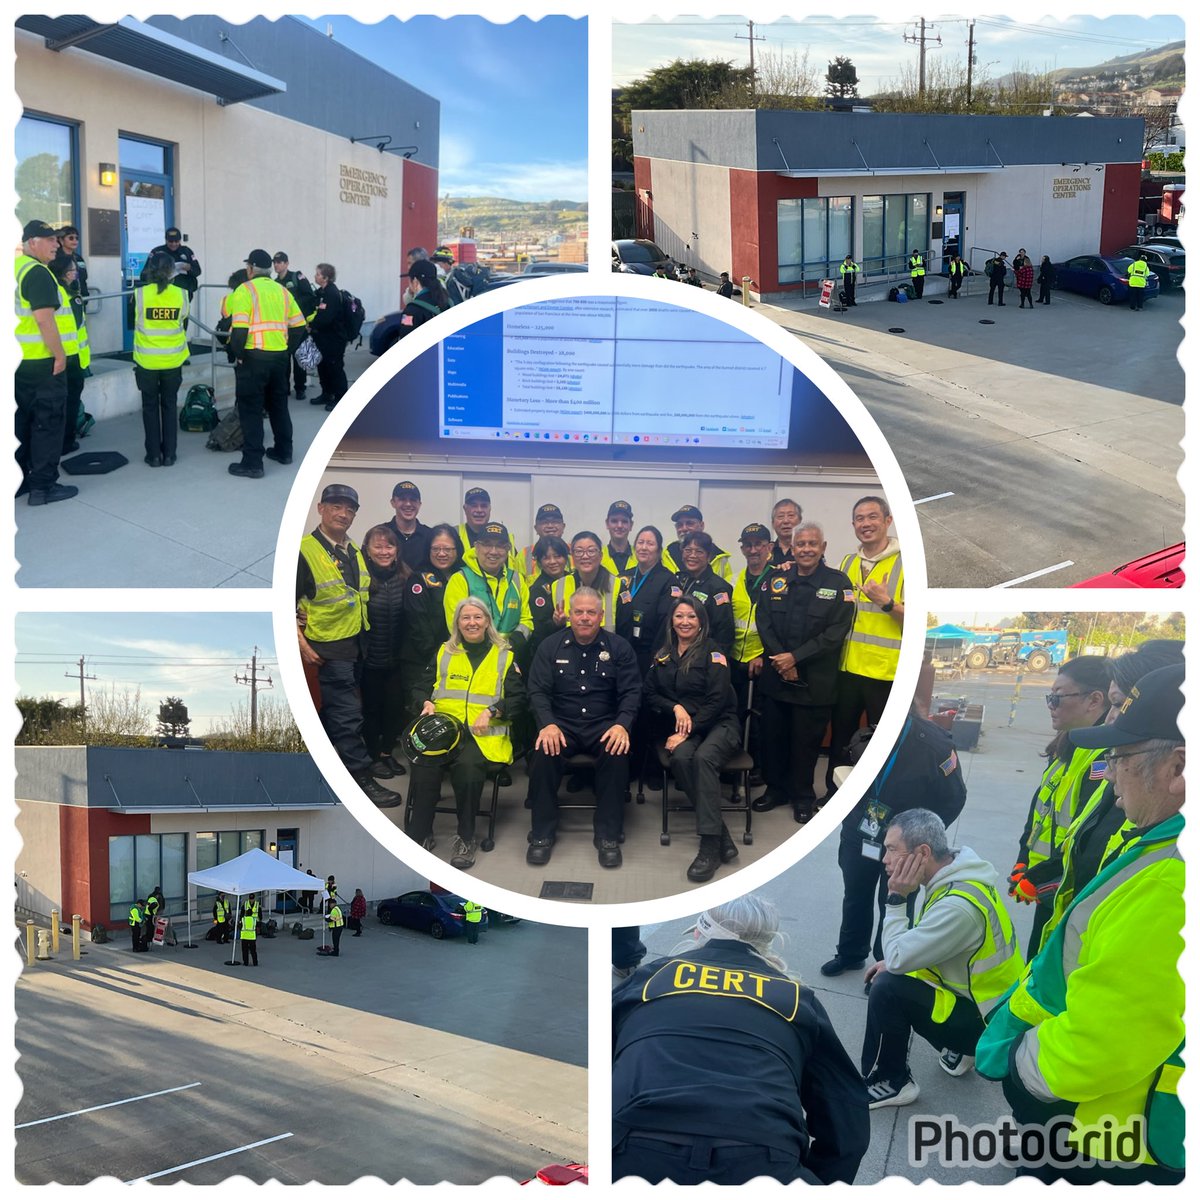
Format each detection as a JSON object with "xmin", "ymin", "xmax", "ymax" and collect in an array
[
  {"xmin": 631, "ymin": 609, "xmax": 643, "ymax": 639},
  {"xmin": 857, "ymin": 798, "xmax": 891, "ymax": 842},
  {"xmin": 861, "ymin": 841, "xmax": 882, "ymax": 861}
]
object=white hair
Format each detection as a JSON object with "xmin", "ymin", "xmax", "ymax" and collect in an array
[{"xmin": 671, "ymin": 893, "xmax": 795, "ymax": 979}]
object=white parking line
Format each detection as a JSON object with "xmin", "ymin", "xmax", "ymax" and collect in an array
[
  {"xmin": 16, "ymin": 1082, "xmax": 202, "ymax": 1129},
  {"xmin": 125, "ymin": 1133, "xmax": 294, "ymax": 1183},
  {"xmin": 993, "ymin": 561, "xmax": 1076, "ymax": 588},
  {"xmin": 914, "ymin": 491, "xmax": 955, "ymax": 505}
]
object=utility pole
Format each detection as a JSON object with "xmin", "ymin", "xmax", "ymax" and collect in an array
[
  {"xmin": 905, "ymin": 18, "xmax": 942, "ymax": 98},
  {"xmin": 234, "ymin": 647, "xmax": 273, "ymax": 739},
  {"xmin": 64, "ymin": 656, "xmax": 97, "ymax": 733},
  {"xmin": 736, "ymin": 19, "xmax": 766, "ymax": 102},
  {"xmin": 966, "ymin": 20, "xmax": 976, "ymax": 106}
]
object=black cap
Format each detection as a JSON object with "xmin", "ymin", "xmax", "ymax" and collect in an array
[
  {"xmin": 464, "ymin": 487, "xmax": 490, "ymax": 505},
  {"xmin": 392, "ymin": 480, "xmax": 421, "ymax": 500},
  {"xmin": 245, "ymin": 249, "xmax": 272, "ymax": 269},
  {"xmin": 1070, "ymin": 664, "xmax": 1183, "ymax": 749},
  {"xmin": 409, "ymin": 259, "xmax": 438, "ymax": 283},
  {"xmin": 536, "ymin": 503, "xmax": 564, "ymax": 523},
  {"xmin": 165, "ymin": 227, "xmax": 182, "ymax": 240},
  {"xmin": 672, "ymin": 504, "xmax": 703, "ymax": 523},
  {"xmin": 477, "ymin": 521, "xmax": 509, "ymax": 544},
  {"xmin": 273, "ymin": 251, "xmax": 289, "ymax": 263},
  {"xmin": 739, "ymin": 523, "xmax": 771, "ymax": 543},
  {"xmin": 607, "ymin": 500, "xmax": 633, "ymax": 519},
  {"xmin": 320, "ymin": 483, "xmax": 360, "ymax": 509},
  {"xmin": 23, "ymin": 219, "xmax": 58, "ymax": 240}
]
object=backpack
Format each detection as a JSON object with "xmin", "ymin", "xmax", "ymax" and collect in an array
[
  {"xmin": 887, "ymin": 286, "xmax": 899, "ymax": 302},
  {"xmin": 205, "ymin": 408, "xmax": 244, "ymax": 452},
  {"xmin": 340, "ymin": 289, "xmax": 366, "ymax": 347},
  {"xmin": 179, "ymin": 383, "xmax": 219, "ymax": 432}
]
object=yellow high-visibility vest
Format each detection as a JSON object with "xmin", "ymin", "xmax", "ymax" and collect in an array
[
  {"xmin": 299, "ymin": 534, "xmax": 370, "ymax": 643},
  {"xmin": 133, "ymin": 282, "xmax": 189, "ymax": 369},
  {"xmin": 839, "ymin": 550, "xmax": 903, "ymax": 680},
  {"xmin": 15, "ymin": 255, "xmax": 75, "ymax": 361}
]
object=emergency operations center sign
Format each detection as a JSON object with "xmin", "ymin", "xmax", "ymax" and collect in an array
[
  {"xmin": 1052, "ymin": 176, "xmax": 1093, "ymax": 200},
  {"xmin": 339, "ymin": 164, "xmax": 389, "ymax": 207}
]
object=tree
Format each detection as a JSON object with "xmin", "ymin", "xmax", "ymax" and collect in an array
[
  {"xmin": 826, "ymin": 56, "xmax": 860, "ymax": 100},
  {"xmin": 16, "ymin": 696, "xmax": 84, "ymax": 745},
  {"xmin": 85, "ymin": 686, "xmax": 153, "ymax": 746},
  {"xmin": 205, "ymin": 696, "xmax": 307, "ymax": 753},
  {"xmin": 746, "ymin": 48, "xmax": 822, "ymax": 109},
  {"xmin": 1133, "ymin": 103, "xmax": 1176, "ymax": 156},
  {"xmin": 157, "ymin": 697, "xmax": 191, "ymax": 739}
]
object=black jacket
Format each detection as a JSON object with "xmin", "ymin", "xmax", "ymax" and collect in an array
[
  {"xmin": 145, "ymin": 243, "xmax": 201, "ymax": 296},
  {"xmin": 528, "ymin": 627, "xmax": 641, "ymax": 735},
  {"xmin": 363, "ymin": 560, "xmax": 407, "ymax": 669},
  {"xmin": 399, "ymin": 287, "xmax": 449, "ymax": 337},
  {"xmin": 614, "ymin": 563, "xmax": 675, "ymax": 674},
  {"xmin": 399, "ymin": 567, "xmax": 453, "ymax": 670},
  {"xmin": 671, "ymin": 570, "xmax": 735, "ymax": 655},
  {"xmin": 613, "ymin": 938, "xmax": 869, "ymax": 1183},
  {"xmin": 643, "ymin": 638, "xmax": 737, "ymax": 738},
  {"xmin": 311, "ymin": 283, "xmax": 346, "ymax": 347},
  {"xmin": 757, "ymin": 562, "xmax": 855, "ymax": 705},
  {"xmin": 275, "ymin": 269, "xmax": 317, "ymax": 318},
  {"xmin": 387, "ymin": 517, "xmax": 434, "ymax": 573}
]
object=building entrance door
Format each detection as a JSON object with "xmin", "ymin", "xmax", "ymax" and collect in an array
[
  {"xmin": 941, "ymin": 192, "xmax": 965, "ymax": 272},
  {"xmin": 119, "ymin": 137, "xmax": 174, "ymax": 350}
]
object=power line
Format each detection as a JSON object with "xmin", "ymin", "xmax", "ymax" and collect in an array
[{"xmin": 234, "ymin": 647, "xmax": 274, "ymax": 739}]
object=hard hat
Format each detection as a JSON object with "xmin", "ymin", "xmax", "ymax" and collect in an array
[{"xmin": 402, "ymin": 712, "xmax": 465, "ymax": 765}]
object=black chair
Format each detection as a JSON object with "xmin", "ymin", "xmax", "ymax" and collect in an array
[
  {"xmin": 656, "ymin": 743, "xmax": 754, "ymax": 847},
  {"xmin": 403, "ymin": 762, "xmax": 504, "ymax": 852}
]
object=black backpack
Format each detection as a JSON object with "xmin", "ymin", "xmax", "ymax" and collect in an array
[
  {"xmin": 340, "ymin": 289, "xmax": 366, "ymax": 347},
  {"xmin": 179, "ymin": 383, "xmax": 219, "ymax": 432}
]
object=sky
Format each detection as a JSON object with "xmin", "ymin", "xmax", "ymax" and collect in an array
[
  {"xmin": 613, "ymin": 14, "xmax": 1186, "ymax": 93},
  {"xmin": 15, "ymin": 614, "xmax": 279, "ymax": 735},
  {"xmin": 299, "ymin": 15, "xmax": 588, "ymax": 203}
]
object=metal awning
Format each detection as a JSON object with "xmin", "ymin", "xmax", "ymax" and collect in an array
[
  {"xmin": 776, "ymin": 167, "xmax": 1004, "ymax": 177},
  {"xmin": 16, "ymin": 15, "xmax": 285, "ymax": 105},
  {"xmin": 108, "ymin": 805, "xmax": 338, "ymax": 815}
]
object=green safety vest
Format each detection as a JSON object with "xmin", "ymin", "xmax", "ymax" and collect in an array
[
  {"xmin": 908, "ymin": 878, "xmax": 1024, "ymax": 1023},
  {"xmin": 240, "ymin": 913, "xmax": 257, "ymax": 940},
  {"xmin": 909, "ymin": 254, "xmax": 925, "ymax": 278},
  {"xmin": 56, "ymin": 285, "xmax": 80, "ymax": 358},
  {"xmin": 1127, "ymin": 259, "xmax": 1150, "ymax": 288},
  {"xmin": 129, "ymin": 903, "xmax": 143, "ymax": 927},
  {"xmin": 839, "ymin": 550, "xmax": 903, "ymax": 680},
  {"xmin": 299, "ymin": 534, "xmax": 370, "ymax": 643},
  {"xmin": 214, "ymin": 901, "xmax": 228, "ymax": 923},
  {"xmin": 1023, "ymin": 746, "xmax": 1106, "ymax": 870},
  {"xmin": 445, "ymin": 563, "xmax": 530, "ymax": 637},
  {"xmin": 133, "ymin": 282, "xmax": 189, "ymax": 369},
  {"xmin": 977, "ymin": 814, "xmax": 1184, "ymax": 1170},
  {"xmin": 463, "ymin": 900, "xmax": 483, "ymax": 924},
  {"xmin": 15, "ymin": 254, "xmax": 76, "ymax": 360},
  {"xmin": 730, "ymin": 568, "xmax": 765, "ymax": 663},
  {"xmin": 550, "ymin": 573, "xmax": 618, "ymax": 632},
  {"xmin": 228, "ymin": 276, "xmax": 303, "ymax": 351},
  {"xmin": 431, "ymin": 642, "xmax": 515, "ymax": 763},
  {"xmin": 327, "ymin": 904, "xmax": 344, "ymax": 929},
  {"xmin": 600, "ymin": 544, "xmax": 637, "ymax": 578}
]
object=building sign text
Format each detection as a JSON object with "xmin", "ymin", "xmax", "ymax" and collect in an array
[{"xmin": 339, "ymin": 164, "xmax": 389, "ymax": 207}]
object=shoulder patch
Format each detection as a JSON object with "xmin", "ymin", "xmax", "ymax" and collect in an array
[
  {"xmin": 816, "ymin": 587, "xmax": 837, "ymax": 600},
  {"xmin": 423, "ymin": 572, "xmax": 440, "ymax": 586},
  {"xmin": 670, "ymin": 586, "xmax": 683, "ymax": 598},
  {"xmin": 939, "ymin": 750, "xmax": 959, "ymax": 776},
  {"xmin": 770, "ymin": 576, "xmax": 788, "ymax": 594},
  {"xmin": 710, "ymin": 651, "xmax": 728, "ymax": 667},
  {"xmin": 410, "ymin": 583, "xmax": 423, "ymax": 595},
  {"xmin": 713, "ymin": 591, "xmax": 728, "ymax": 605},
  {"xmin": 1089, "ymin": 758, "xmax": 1107, "ymax": 781},
  {"xmin": 843, "ymin": 589, "xmax": 855, "ymax": 602},
  {"xmin": 641, "ymin": 958, "xmax": 800, "ymax": 1021}
]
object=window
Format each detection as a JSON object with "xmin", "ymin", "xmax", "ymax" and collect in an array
[
  {"xmin": 194, "ymin": 830, "xmax": 264, "ymax": 899},
  {"xmin": 108, "ymin": 833, "xmax": 187, "ymax": 923},
  {"xmin": 862, "ymin": 192, "xmax": 931, "ymax": 276},
  {"xmin": 16, "ymin": 114, "xmax": 77, "ymax": 230},
  {"xmin": 119, "ymin": 135, "xmax": 169, "ymax": 174},
  {"xmin": 777, "ymin": 197, "xmax": 853, "ymax": 287}
]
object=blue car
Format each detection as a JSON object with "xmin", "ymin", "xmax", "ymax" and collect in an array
[
  {"xmin": 1051, "ymin": 254, "xmax": 1160, "ymax": 306},
  {"xmin": 376, "ymin": 890, "xmax": 487, "ymax": 939}
]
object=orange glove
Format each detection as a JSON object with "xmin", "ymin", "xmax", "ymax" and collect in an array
[
  {"xmin": 1007, "ymin": 862, "xmax": 1028, "ymax": 896},
  {"xmin": 1012, "ymin": 877, "xmax": 1039, "ymax": 904}
]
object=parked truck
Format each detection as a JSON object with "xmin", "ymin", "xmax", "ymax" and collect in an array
[{"xmin": 962, "ymin": 629, "xmax": 1069, "ymax": 673}]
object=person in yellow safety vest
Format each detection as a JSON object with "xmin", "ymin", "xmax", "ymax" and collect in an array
[
  {"xmin": 520, "ymin": 502, "xmax": 568, "ymax": 579},
  {"xmin": 443, "ymin": 522, "xmax": 533, "ymax": 650},
  {"xmin": 458, "ymin": 487, "xmax": 522, "ymax": 575},
  {"xmin": 978, "ymin": 664, "xmax": 1184, "ymax": 1184},
  {"xmin": 129, "ymin": 899, "xmax": 147, "ymax": 952},
  {"xmin": 325, "ymin": 898, "xmax": 345, "ymax": 956},
  {"xmin": 661, "ymin": 505, "xmax": 733, "ymax": 581},
  {"xmin": 601, "ymin": 500, "xmax": 638, "ymax": 577},
  {"xmin": 461, "ymin": 899, "xmax": 484, "ymax": 944},
  {"xmin": 297, "ymin": 482, "xmax": 398, "ymax": 809},
  {"xmin": 1009, "ymin": 657, "xmax": 1111, "ymax": 955},
  {"xmin": 908, "ymin": 249, "xmax": 926, "ymax": 299},
  {"xmin": 409, "ymin": 597, "xmax": 527, "ymax": 868},
  {"xmin": 1126, "ymin": 253, "xmax": 1151, "ymax": 311},
  {"xmin": 213, "ymin": 892, "xmax": 231, "ymax": 943},
  {"xmin": 49, "ymin": 252, "xmax": 87, "ymax": 456},
  {"xmin": 549, "ymin": 531, "xmax": 619, "ymax": 632},
  {"xmin": 861, "ymin": 809, "xmax": 1023, "ymax": 1109},
  {"xmin": 226, "ymin": 247, "xmax": 307, "ymax": 479},
  {"xmin": 16, "ymin": 218, "xmax": 78, "ymax": 507},
  {"xmin": 133, "ymin": 251, "xmax": 190, "ymax": 468},
  {"xmin": 825, "ymin": 495, "xmax": 903, "ymax": 795},
  {"xmin": 239, "ymin": 902, "xmax": 259, "ymax": 967},
  {"xmin": 839, "ymin": 255, "xmax": 860, "ymax": 307}
]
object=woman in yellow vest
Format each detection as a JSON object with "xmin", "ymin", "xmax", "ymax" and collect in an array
[
  {"xmin": 549, "ymin": 530, "xmax": 619, "ymax": 632},
  {"xmin": 408, "ymin": 597, "xmax": 526, "ymax": 869},
  {"xmin": 133, "ymin": 251, "xmax": 190, "ymax": 467}
]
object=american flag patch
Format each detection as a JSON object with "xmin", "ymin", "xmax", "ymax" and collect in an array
[
  {"xmin": 843, "ymin": 589, "xmax": 855, "ymax": 602},
  {"xmin": 1090, "ymin": 759, "xmax": 1107, "ymax": 780},
  {"xmin": 714, "ymin": 592, "xmax": 729, "ymax": 605},
  {"xmin": 939, "ymin": 750, "xmax": 958, "ymax": 776},
  {"xmin": 711, "ymin": 651, "xmax": 728, "ymax": 666},
  {"xmin": 401, "ymin": 314, "xmax": 414, "ymax": 326}
]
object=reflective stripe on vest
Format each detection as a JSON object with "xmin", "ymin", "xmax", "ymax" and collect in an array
[
  {"xmin": 839, "ymin": 551, "xmax": 903, "ymax": 679},
  {"xmin": 463, "ymin": 900, "xmax": 483, "ymax": 923},
  {"xmin": 229, "ymin": 277, "xmax": 298, "ymax": 350},
  {"xmin": 1026, "ymin": 748, "xmax": 1105, "ymax": 870},
  {"xmin": 298, "ymin": 534, "xmax": 370, "ymax": 642},
  {"xmin": 731, "ymin": 569, "xmax": 763, "ymax": 663},
  {"xmin": 55, "ymin": 285, "xmax": 79, "ymax": 356},
  {"xmin": 15, "ymin": 255, "xmax": 76, "ymax": 359},
  {"xmin": 1043, "ymin": 777, "xmax": 1114, "ymax": 942},
  {"xmin": 432, "ymin": 643, "xmax": 514, "ymax": 763},
  {"xmin": 909, "ymin": 256, "xmax": 925, "ymax": 277},
  {"xmin": 551, "ymin": 574, "xmax": 618, "ymax": 632},
  {"xmin": 133, "ymin": 282, "xmax": 189, "ymax": 367},
  {"xmin": 241, "ymin": 914, "xmax": 257, "ymax": 939}
]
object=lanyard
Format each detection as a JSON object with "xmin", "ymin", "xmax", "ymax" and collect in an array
[{"xmin": 629, "ymin": 566, "xmax": 653, "ymax": 599}]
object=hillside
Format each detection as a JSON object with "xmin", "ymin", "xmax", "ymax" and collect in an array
[{"xmin": 438, "ymin": 196, "xmax": 588, "ymax": 239}]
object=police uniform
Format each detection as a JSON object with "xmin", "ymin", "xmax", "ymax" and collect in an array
[
  {"xmin": 614, "ymin": 563, "xmax": 675, "ymax": 677},
  {"xmin": 145, "ymin": 238, "xmax": 201, "ymax": 298},
  {"xmin": 669, "ymin": 570, "xmax": 735, "ymax": 655},
  {"xmin": 526, "ymin": 627, "xmax": 641, "ymax": 849},
  {"xmin": 756, "ymin": 561, "xmax": 855, "ymax": 817},
  {"xmin": 613, "ymin": 938, "xmax": 869, "ymax": 1184}
]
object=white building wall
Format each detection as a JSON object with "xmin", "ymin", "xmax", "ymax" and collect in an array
[{"xmin": 649, "ymin": 160, "xmax": 732, "ymax": 279}]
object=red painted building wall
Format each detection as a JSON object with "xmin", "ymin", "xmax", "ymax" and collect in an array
[
  {"xmin": 729, "ymin": 171, "xmax": 819, "ymax": 294},
  {"xmin": 401, "ymin": 158, "xmax": 440, "ymax": 307},
  {"xmin": 1099, "ymin": 162, "xmax": 1143, "ymax": 255},
  {"xmin": 60, "ymin": 806, "xmax": 149, "ymax": 930}
]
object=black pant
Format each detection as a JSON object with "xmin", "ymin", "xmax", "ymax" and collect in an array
[
  {"xmin": 614, "ymin": 1133, "xmax": 814, "ymax": 1185},
  {"xmin": 63, "ymin": 357, "xmax": 85, "ymax": 452},
  {"xmin": 612, "ymin": 927, "xmax": 645, "ymax": 970},
  {"xmin": 15, "ymin": 362, "xmax": 67, "ymax": 491},
  {"xmin": 666, "ymin": 716, "xmax": 742, "ymax": 835},
  {"xmin": 291, "ymin": 356, "xmax": 307, "ymax": 395},
  {"xmin": 861, "ymin": 971, "xmax": 983, "ymax": 1081},
  {"xmin": 1130, "ymin": 288, "xmax": 1146, "ymax": 311},
  {"xmin": 315, "ymin": 657, "xmax": 372, "ymax": 775},
  {"xmin": 1019, "ymin": 287, "xmax": 1034, "ymax": 308},
  {"xmin": 1037, "ymin": 281, "xmax": 1051, "ymax": 304},
  {"xmin": 407, "ymin": 735, "xmax": 490, "ymax": 843},
  {"xmin": 240, "ymin": 937, "xmax": 258, "ymax": 966},
  {"xmin": 361, "ymin": 664, "xmax": 407, "ymax": 762},
  {"xmin": 835, "ymin": 806, "xmax": 916, "ymax": 960},
  {"xmin": 842, "ymin": 277, "xmax": 857, "ymax": 306},
  {"xmin": 130, "ymin": 922, "xmax": 145, "ymax": 951},
  {"xmin": 465, "ymin": 921, "xmax": 480, "ymax": 944},
  {"xmin": 134, "ymin": 365, "xmax": 182, "ymax": 460},
  {"xmin": 760, "ymin": 700, "xmax": 831, "ymax": 809},
  {"xmin": 911, "ymin": 274, "xmax": 924, "ymax": 299},
  {"xmin": 988, "ymin": 279, "xmax": 1006, "ymax": 304},
  {"xmin": 330, "ymin": 925, "xmax": 343, "ymax": 955},
  {"xmin": 234, "ymin": 351, "xmax": 291, "ymax": 468},
  {"xmin": 529, "ymin": 726, "xmax": 630, "ymax": 842},
  {"xmin": 315, "ymin": 336, "xmax": 348, "ymax": 401},
  {"xmin": 949, "ymin": 274, "xmax": 962, "ymax": 298},
  {"xmin": 825, "ymin": 672, "xmax": 893, "ymax": 792}
]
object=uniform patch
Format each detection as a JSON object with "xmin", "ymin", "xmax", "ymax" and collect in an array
[
  {"xmin": 401, "ymin": 314, "xmax": 414, "ymax": 326},
  {"xmin": 641, "ymin": 958, "xmax": 800, "ymax": 1020},
  {"xmin": 939, "ymin": 750, "xmax": 959, "ymax": 776},
  {"xmin": 710, "ymin": 651, "xmax": 728, "ymax": 667},
  {"xmin": 534, "ymin": 596, "xmax": 546, "ymax": 607},
  {"xmin": 670, "ymin": 586, "xmax": 682, "ymax": 598},
  {"xmin": 411, "ymin": 583, "xmax": 423, "ymax": 594},
  {"xmin": 599, "ymin": 650, "xmax": 611, "ymax": 661},
  {"xmin": 816, "ymin": 587, "xmax": 837, "ymax": 600},
  {"xmin": 620, "ymin": 591, "xmax": 632, "ymax": 603},
  {"xmin": 843, "ymin": 590, "xmax": 855, "ymax": 602},
  {"xmin": 1089, "ymin": 759, "xmax": 1107, "ymax": 780},
  {"xmin": 770, "ymin": 576, "xmax": 788, "ymax": 594},
  {"xmin": 713, "ymin": 592, "xmax": 728, "ymax": 605}
]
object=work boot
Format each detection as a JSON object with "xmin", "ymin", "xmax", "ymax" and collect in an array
[
  {"xmin": 597, "ymin": 840, "xmax": 623, "ymax": 869},
  {"xmin": 354, "ymin": 774, "xmax": 401, "ymax": 808},
  {"xmin": 28, "ymin": 483, "xmax": 79, "ymax": 506},
  {"xmin": 526, "ymin": 838, "xmax": 554, "ymax": 866},
  {"xmin": 820, "ymin": 953, "xmax": 866, "ymax": 977},
  {"xmin": 687, "ymin": 835, "xmax": 723, "ymax": 883},
  {"xmin": 751, "ymin": 789, "xmax": 788, "ymax": 813},
  {"xmin": 719, "ymin": 823, "xmax": 739, "ymax": 864},
  {"xmin": 450, "ymin": 836, "xmax": 478, "ymax": 870},
  {"xmin": 370, "ymin": 758, "xmax": 395, "ymax": 779}
]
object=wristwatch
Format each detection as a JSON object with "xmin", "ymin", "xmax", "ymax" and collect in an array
[
  {"xmin": 885, "ymin": 892, "xmax": 907, "ymax": 906},
  {"xmin": 881, "ymin": 599, "xmax": 895, "ymax": 613}
]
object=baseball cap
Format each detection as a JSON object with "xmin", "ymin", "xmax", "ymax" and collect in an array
[
  {"xmin": 392, "ymin": 480, "xmax": 421, "ymax": 500},
  {"xmin": 409, "ymin": 259, "xmax": 438, "ymax": 283},
  {"xmin": 320, "ymin": 483, "xmax": 360, "ymax": 509},
  {"xmin": 464, "ymin": 487, "xmax": 490, "ymax": 505},
  {"xmin": 739, "ymin": 523, "xmax": 771, "ymax": 543},
  {"xmin": 1070, "ymin": 664, "xmax": 1184, "ymax": 749},
  {"xmin": 607, "ymin": 500, "xmax": 633, "ymax": 519},
  {"xmin": 23, "ymin": 219, "xmax": 58, "ymax": 241},
  {"xmin": 672, "ymin": 504, "xmax": 703, "ymax": 523},
  {"xmin": 165, "ymin": 227, "xmax": 182, "ymax": 240},
  {"xmin": 273, "ymin": 251, "xmax": 290, "ymax": 263},
  {"xmin": 245, "ymin": 249, "xmax": 272, "ymax": 269},
  {"xmin": 477, "ymin": 521, "xmax": 509, "ymax": 544},
  {"xmin": 536, "ymin": 503, "xmax": 564, "ymax": 523}
]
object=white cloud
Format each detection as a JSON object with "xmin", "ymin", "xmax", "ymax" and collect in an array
[{"xmin": 439, "ymin": 160, "xmax": 589, "ymax": 203}]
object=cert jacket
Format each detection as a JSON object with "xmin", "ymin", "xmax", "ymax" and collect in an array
[
  {"xmin": 643, "ymin": 638, "xmax": 738, "ymax": 739},
  {"xmin": 757, "ymin": 562, "xmax": 856, "ymax": 706},
  {"xmin": 668, "ymin": 569, "xmax": 735, "ymax": 655},
  {"xmin": 612, "ymin": 938, "xmax": 869, "ymax": 1183}
]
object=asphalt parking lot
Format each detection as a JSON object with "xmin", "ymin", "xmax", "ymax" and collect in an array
[
  {"xmin": 16, "ymin": 915, "xmax": 586, "ymax": 1184},
  {"xmin": 618, "ymin": 667, "xmax": 1097, "ymax": 1184},
  {"xmin": 759, "ymin": 276, "xmax": 1185, "ymax": 587}
]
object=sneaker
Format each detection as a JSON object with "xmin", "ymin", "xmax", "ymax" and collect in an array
[
  {"xmin": 939, "ymin": 1049, "xmax": 975, "ymax": 1077},
  {"xmin": 28, "ymin": 483, "xmax": 79, "ymax": 506},
  {"xmin": 866, "ymin": 1075, "xmax": 920, "ymax": 1109},
  {"xmin": 450, "ymin": 836, "xmax": 478, "ymax": 870},
  {"xmin": 820, "ymin": 954, "xmax": 867, "ymax": 977}
]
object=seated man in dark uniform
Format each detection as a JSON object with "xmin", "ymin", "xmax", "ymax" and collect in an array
[{"xmin": 526, "ymin": 588, "xmax": 641, "ymax": 869}]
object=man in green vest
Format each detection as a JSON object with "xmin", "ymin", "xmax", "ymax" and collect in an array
[
  {"xmin": 239, "ymin": 901, "xmax": 259, "ymax": 967},
  {"xmin": 213, "ymin": 892, "xmax": 231, "ymax": 943},
  {"xmin": 1126, "ymin": 253, "xmax": 1151, "ymax": 311},
  {"xmin": 908, "ymin": 249, "xmax": 926, "ymax": 299},
  {"xmin": 325, "ymin": 896, "xmax": 345, "ymax": 956},
  {"xmin": 861, "ymin": 809, "xmax": 1022, "ymax": 1108},
  {"xmin": 839, "ymin": 254, "xmax": 860, "ymax": 307},
  {"xmin": 443, "ymin": 522, "xmax": 532, "ymax": 649},
  {"xmin": 297, "ymin": 482, "xmax": 399, "ymax": 807},
  {"xmin": 461, "ymin": 899, "xmax": 484, "ymax": 944},
  {"xmin": 129, "ymin": 899, "xmax": 147, "ymax": 952},
  {"xmin": 15, "ymin": 219, "xmax": 77, "ymax": 506},
  {"xmin": 977, "ymin": 664, "xmax": 1184, "ymax": 1183}
]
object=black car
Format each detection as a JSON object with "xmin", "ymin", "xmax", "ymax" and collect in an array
[
  {"xmin": 1118, "ymin": 244, "xmax": 1185, "ymax": 290},
  {"xmin": 611, "ymin": 239, "xmax": 671, "ymax": 275},
  {"xmin": 521, "ymin": 261, "xmax": 588, "ymax": 275}
]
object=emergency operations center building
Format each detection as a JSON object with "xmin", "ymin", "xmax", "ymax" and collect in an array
[
  {"xmin": 15, "ymin": 14, "xmax": 439, "ymax": 415},
  {"xmin": 630, "ymin": 109, "xmax": 1145, "ymax": 300}
]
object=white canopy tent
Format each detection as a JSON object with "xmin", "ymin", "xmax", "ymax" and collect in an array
[{"xmin": 187, "ymin": 848, "xmax": 326, "ymax": 963}]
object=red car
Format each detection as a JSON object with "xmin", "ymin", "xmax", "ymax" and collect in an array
[{"xmin": 1071, "ymin": 544, "xmax": 1185, "ymax": 588}]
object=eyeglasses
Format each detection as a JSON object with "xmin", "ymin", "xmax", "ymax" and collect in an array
[
  {"xmin": 1044, "ymin": 691, "xmax": 1092, "ymax": 709},
  {"xmin": 572, "ymin": 546, "xmax": 599, "ymax": 558},
  {"xmin": 1103, "ymin": 747, "xmax": 1164, "ymax": 767}
]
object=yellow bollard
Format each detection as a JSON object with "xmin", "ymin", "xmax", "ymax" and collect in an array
[
  {"xmin": 72, "ymin": 914, "xmax": 82, "ymax": 961},
  {"xmin": 51, "ymin": 908, "xmax": 60, "ymax": 953},
  {"xmin": 741, "ymin": 276, "xmax": 752, "ymax": 306},
  {"xmin": 26, "ymin": 921, "xmax": 36, "ymax": 966}
]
